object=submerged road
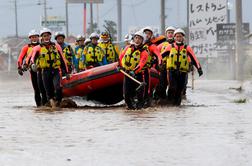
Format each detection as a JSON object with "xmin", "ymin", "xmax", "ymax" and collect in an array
[{"xmin": 0, "ymin": 72, "xmax": 252, "ymax": 166}]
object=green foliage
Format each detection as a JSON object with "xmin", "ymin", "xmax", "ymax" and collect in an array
[
  {"xmin": 233, "ymin": 98, "xmax": 247, "ymax": 103},
  {"xmin": 87, "ymin": 22, "xmax": 100, "ymax": 35},
  {"xmin": 103, "ymin": 20, "xmax": 117, "ymax": 41}
]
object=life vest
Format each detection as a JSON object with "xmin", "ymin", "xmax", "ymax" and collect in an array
[
  {"xmin": 23, "ymin": 45, "xmax": 34, "ymax": 64},
  {"xmin": 143, "ymin": 44, "xmax": 152, "ymax": 68},
  {"xmin": 160, "ymin": 41, "xmax": 169, "ymax": 54},
  {"xmin": 167, "ymin": 44, "xmax": 189, "ymax": 72},
  {"xmin": 62, "ymin": 45, "xmax": 72, "ymax": 66},
  {"xmin": 27, "ymin": 44, "xmax": 34, "ymax": 56},
  {"xmin": 151, "ymin": 35, "xmax": 166, "ymax": 45},
  {"xmin": 84, "ymin": 44, "xmax": 104, "ymax": 64},
  {"xmin": 36, "ymin": 43, "xmax": 61, "ymax": 69},
  {"xmin": 121, "ymin": 46, "xmax": 141, "ymax": 71},
  {"xmin": 160, "ymin": 41, "xmax": 169, "ymax": 64},
  {"xmin": 78, "ymin": 54, "xmax": 85, "ymax": 70},
  {"xmin": 75, "ymin": 46, "xmax": 84, "ymax": 60},
  {"xmin": 98, "ymin": 42, "xmax": 118, "ymax": 63}
]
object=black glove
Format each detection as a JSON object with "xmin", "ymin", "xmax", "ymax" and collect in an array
[
  {"xmin": 22, "ymin": 64, "xmax": 28, "ymax": 71},
  {"xmin": 18, "ymin": 68, "xmax": 23, "ymax": 76},
  {"xmin": 198, "ymin": 68, "xmax": 203, "ymax": 77},
  {"xmin": 66, "ymin": 73, "xmax": 71, "ymax": 80}
]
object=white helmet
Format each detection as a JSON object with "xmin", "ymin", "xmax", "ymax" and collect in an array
[
  {"xmin": 133, "ymin": 31, "xmax": 146, "ymax": 43},
  {"xmin": 143, "ymin": 26, "xmax": 154, "ymax": 34},
  {"xmin": 76, "ymin": 35, "xmax": 85, "ymax": 41},
  {"xmin": 124, "ymin": 34, "xmax": 132, "ymax": 42},
  {"xmin": 84, "ymin": 38, "xmax": 91, "ymax": 45},
  {"xmin": 165, "ymin": 26, "xmax": 176, "ymax": 33},
  {"xmin": 54, "ymin": 31, "xmax": 65, "ymax": 39},
  {"xmin": 28, "ymin": 29, "xmax": 39, "ymax": 38},
  {"xmin": 89, "ymin": 32, "xmax": 99, "ymax": 39},
  {"xmin": 40, "ymin": 27, "xmax": 52, "ymax": 36},
  {"xmin": 174, "ymin": 28, "xmax": 185, "ymax": 36}
]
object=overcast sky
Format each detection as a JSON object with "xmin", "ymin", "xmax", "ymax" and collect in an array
[{"xmin": 0, "ymin": 0, "xmax": 251, "ymax": 38}]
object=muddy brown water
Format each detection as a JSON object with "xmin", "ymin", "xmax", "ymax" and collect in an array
[{"xmin": 1, "ymin": 72, "xmax": 252, "ymax": 166}]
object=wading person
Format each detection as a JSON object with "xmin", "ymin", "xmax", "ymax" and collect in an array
[
  {"xmin": 80, "ymin": 32, "xmax": 107, "ymax": 69},
  {"xmin": 119, "ymin": 31, "xmax": 149, "ymax": 109},
  {"xmin": 162, "ymin": 28, "xmax": 203, "ymax": 105},
  {"xmin": 17, "ymin": 29, "xmax": 47, "ymax": 107},
  {"xmin": 29, "ymin": 28, "xmax": 69, "ymax": 108},
  {"xmin": 98, "ymin": 31, "xmax": 119, "ymax": 64},
  {"xmin": 154, "ymin": 26, "xmax": 176, "ymax": 100},
  {"xmin": 55, "ymin": 31, "xmax": 74, "ymax": 75}
]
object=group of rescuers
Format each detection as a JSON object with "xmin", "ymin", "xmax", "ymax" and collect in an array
[{"xmin": 17, "ymin": 26, "xmax": 203, "ymax": 109}]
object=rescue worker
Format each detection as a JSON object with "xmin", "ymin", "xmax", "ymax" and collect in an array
[
  {"xmin": 84, "ymin": 38, "xmax": 91, "ymax": 46},
  {"xmin": 162, "ymin": 28, "xmax": 203, "ymax": 105},
  {"xmin": 142, "ymin": 26, "xmax": 162, "ymax": 106},
  {"xmin": 29, "ymin": 28, "xmax": 69, "ymax": 108},
  {"xmin": 81, "ymin": 32, "xmax": 107, "ymax": 69},
  {"xmin": 158, "ymin": 26, "xmax": 176, "ymax": 52},
  {"xmin": 124, "ymin": 34, "xmax": 132, "ymax": 47},
  {"xmin": 17, "ymin": 29, "xmax": 47, "ymax": 107},
  {"xmin": 55, "ymin": 31, "xmax": 74, "ymax": 75},
  {"xmin": 119, "ymin": 31, "xmax": 149, "ymax": 109},
  {"xmin": 74, "ymin": 35, "xmax": 85, "ymax": 72},
  {"xmin": 120, "ymin": 34, "xmax": 132, "ymax": 54},
  {"xmin": 98, "ymin": 31, "xmax": 119, "ymax": 64},
  {"xmin": 154, "ymin": 26, "xmax": 176, "ymax": 100}
]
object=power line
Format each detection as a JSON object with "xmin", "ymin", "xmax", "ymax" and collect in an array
[
  {"xmin": 130, "ymin": 0, "xmax": 138, "ymax": 25},
  {"xmin": 99, "ymin": 4, "xmax": 116, "ymax": 19}
]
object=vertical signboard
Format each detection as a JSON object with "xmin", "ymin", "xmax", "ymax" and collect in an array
[{"xmin": 188, "ymin": 0, "xmax": 227, "ymax": 57}]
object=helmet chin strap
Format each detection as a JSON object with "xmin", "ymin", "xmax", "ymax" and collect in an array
[
  {"xmin": 133, "ymin": 42, "xmax": 143, "ymax": 47},
  {"xmin": 44, "ymin": 40, "xmax": 50, "ymax": 43},
  {"xmin": 176, "ymin": 41, "xmax": 183, "ymax": 45},
  {"xmin": 31, "ymin": 41, "xmax": 38, "ymax": 44}
]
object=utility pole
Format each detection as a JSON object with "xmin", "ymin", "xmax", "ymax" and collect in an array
[
  {"xmin": 177, "ymin": 0, "xmax": 180, "ymax": 27},
  {"xmin": 117, "ymin": 0, "xmax": 122, "ymax": 42},
  {"xmin": 65, "ymin": 0, "xmax": 69, "ymax": 37},
  {"xmin": 187, "ymin": 0, "xmax": 189, "ymax": 44},
  {"xmin": 235, "ymin": 0, "xmax": 243, "ymax": 80},
  {"xmin": 97, "ymin": 4, "xmax": 99, "ymax": 29},
  {"xmin": 90, "ymin": 0, "xmax": 94, "ymax": 32},
  {"xmin": 227, "ymin": 0, "xmax": 231, "ymax": 23},
  {"xmin": 84, "ymin": 3, "xmax": 87, "ymax": 34},
  {"xmin": 44, "ymin": 0, "xmax": 48, "ymax": 27},
  {"xmin": 14, "ymin": 0, "xmax": 18, "ymax": 37},
  {"xmin": 160, "ymin": 0, "xmax": 165, "ymax": 35}
]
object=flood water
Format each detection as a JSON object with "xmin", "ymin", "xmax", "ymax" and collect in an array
[{"xmin": 1, "ymin": 72, "xmax": 252, "ymax": 166}]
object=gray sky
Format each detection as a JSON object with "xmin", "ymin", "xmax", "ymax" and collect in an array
[{"xmin": 0, "ymin": 0, "xmax": 251, "ymax": 38}]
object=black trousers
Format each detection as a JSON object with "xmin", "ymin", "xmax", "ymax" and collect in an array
[
  {"xmin": 123, "ymin": 71, "xmax": 147, "ymax": 109},
  {"xmin": 37, "ymin": 70, "xmax": 48, "ymax": 105},
  {"xmin": 42, "ymin": 68, "xmax": 62, "ymax": 102},
  {"xmin": 30, "ymin": 70, "xmax": 42, "ymax": 106},
  {"xmin": 143, "ymin": 69, "xmax": 150, "ymax": 101},
  {"xmin": 154, "ymin": 66, "xmax": 168, "ymax": 99},
  {"xmin": 167, "ymin": 70, "xmax": 187, "ymax": 105},
  {"xmin": 30, "ymin": 70, "xmax": 47, "ymax": 106}
]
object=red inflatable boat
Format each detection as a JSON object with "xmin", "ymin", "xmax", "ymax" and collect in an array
[{"xmin": 62, "ymin": 62, "xmax": 159, "ymax": 104}]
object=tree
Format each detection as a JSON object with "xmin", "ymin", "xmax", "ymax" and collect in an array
[
  {"xmin": 103, "ymin": 20, "xmax": 117, "ymax": 41},
  {"xmin": 86, "ymin": 22, "xmax": 100, "ymax": 35}
]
